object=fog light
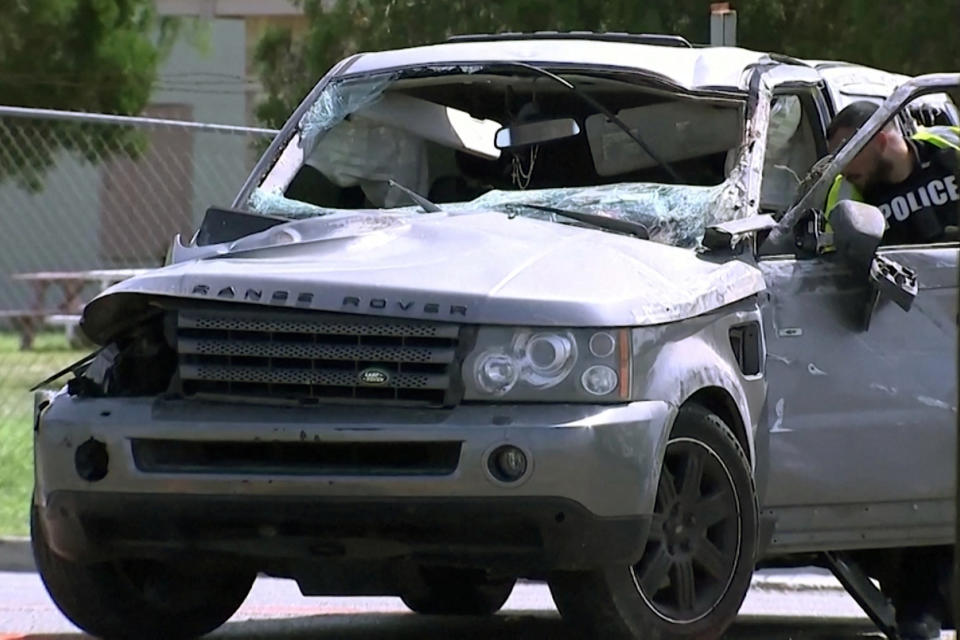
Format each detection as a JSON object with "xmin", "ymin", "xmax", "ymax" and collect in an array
[
  {"xmin": 581, "ymin": 365, "xmax": 618, "ymax": 396},
  {"xmin": 75, "ymin": 438, "xmax": 108, "ymax": 482},
  {"xmin": 488, "ymin": 445, "xmax": 528, "ymax": 482}
]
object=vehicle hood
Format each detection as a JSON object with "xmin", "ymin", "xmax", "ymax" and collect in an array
[{"xmin": 82, "ymin": 211, "xmax": 764, "ymax": 341}]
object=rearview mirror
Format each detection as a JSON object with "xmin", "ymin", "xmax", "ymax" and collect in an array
[{"xmin": 494, "ymin": 118, "xmax": 581, "ymax": 149}]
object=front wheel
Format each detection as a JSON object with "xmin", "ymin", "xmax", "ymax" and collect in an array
[
  {"xmin": 549, "ymin": 405, "xmax": 758, "ymax": 640},
  {"xmin": 32, "ymin": 502, "xmax": 255, "ymax": 640}
]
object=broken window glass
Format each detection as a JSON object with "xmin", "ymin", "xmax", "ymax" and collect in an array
[{"xmin": 250, "ymin": 66, "xmax": 751, "ymax": 249}]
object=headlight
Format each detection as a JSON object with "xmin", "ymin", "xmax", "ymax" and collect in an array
[
  {"xmin": 581, "ymin": 365, "xmax": 619, "ymax": 396},
  {"xmin": 588, "ymin": 331, "xmax": 616, "ymax": 357},
  {"xmin": 475, "ymin": 351, "xmax": 520, "ymax": 395},
  {"xmin": 516, "ymin": 331, "xmax": 577, "ymax": 388},
  {"xmin": 464, "ymin": 327, "xmax": 631, "ymax": 402}
]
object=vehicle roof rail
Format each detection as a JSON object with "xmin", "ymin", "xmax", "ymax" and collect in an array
[
  {"xmin": 447, "ymin": 32, "xmax": 694, "ymax": 48},
  {"xmin": 765, "ymin": 52, "xmax": 813, "ymax": 67}
]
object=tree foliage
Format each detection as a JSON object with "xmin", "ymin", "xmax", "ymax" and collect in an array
[
  {"xmin": 254, "ymin": 0, "xmax": 960, "ymax": 128},
  {"xmin": 0, "ymin": 0, "xmax": 176, "ymax": 188},
  {"xmin": 252, "ymin": 0, "xmax": 715, "ymax": 128},
  {"xmin": 736, "ymin": 0, "xmax": 960, "ymax": 76}
]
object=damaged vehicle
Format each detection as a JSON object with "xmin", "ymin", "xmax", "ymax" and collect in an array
[{"xmin": 29, "ymin": 32, "xmax": 960, "ymax": 640}]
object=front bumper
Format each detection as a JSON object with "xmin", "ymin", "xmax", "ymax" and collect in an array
[{"xmin": 34, "ymin": 394, "xmax": 673, "ymax": 571}]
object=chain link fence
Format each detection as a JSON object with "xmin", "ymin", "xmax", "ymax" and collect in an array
[{"xmin": 0, "ymin": 106, "xmax": 278, "ymax": 533}]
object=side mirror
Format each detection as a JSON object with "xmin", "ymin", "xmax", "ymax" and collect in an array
[
  {"xmin": 829, "ymin": 201, "xmax": 885, "ymax": 278},
  {"xmin": 830, "ymin": 201, "xmax": 918, "ymax": 330},
  {"xmin": 494, "ymin": 118, "xmax": 581, "ymax": 149}
]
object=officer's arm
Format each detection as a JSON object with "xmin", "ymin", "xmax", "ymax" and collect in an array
[{"xmin": 912, "ymin": 125, "xmax": 960, "ymax": 150}]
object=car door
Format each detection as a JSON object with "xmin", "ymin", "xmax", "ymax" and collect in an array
[
  {"xmin": 756, "ymin": 73, "xmax": 960, "ymax": 554},
  {"xmin": 758, "ymin": 245, "xmax": 957, "ymax": 553}
]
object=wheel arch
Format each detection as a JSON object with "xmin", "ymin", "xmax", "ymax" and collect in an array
[{"xmin": 682, "ymin": 386, "xmax": 751, "ymax": 467}]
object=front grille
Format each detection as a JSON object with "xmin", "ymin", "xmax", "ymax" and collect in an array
[
  {"xmin": 131, "ymin": 439, "xmax": 462, "ymax": 476},
  {"xmin": 176, "ymin": 307, "xmax": 462, "ymax": 405}
]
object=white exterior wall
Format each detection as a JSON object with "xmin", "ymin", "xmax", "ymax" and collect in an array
[{"xmin": 0, "ymin": 18, "xmax": 257, "ymax": 311}]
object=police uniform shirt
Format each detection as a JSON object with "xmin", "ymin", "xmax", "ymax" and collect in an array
[{"xmin": 861, "ymin": 138, "xmax": 960, "ymax": 244}]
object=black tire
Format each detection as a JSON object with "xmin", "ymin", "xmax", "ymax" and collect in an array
[
  {"xmin": 400, "ymin": 566, "xmax": 516, "ymax": 615},
  {"xmin": 31, "ymin": 502, "xmax": 255, "ymax": 640},
  {"xmin": 549, "ymin": 405, "xmax": 758, "ymax": 640}
]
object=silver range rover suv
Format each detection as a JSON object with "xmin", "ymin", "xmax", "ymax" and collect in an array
[{"xmin": 30, "ymin": 32, "xmax": 960, "ymax": 640}]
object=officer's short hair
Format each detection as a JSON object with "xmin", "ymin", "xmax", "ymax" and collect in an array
[
  {"xmin": 826, "ymin": 100, "xmax": 904, "ymax": 145},
  {"xmin": 826, "ymin": 101, "xmax": 880, "ymax": 140}
]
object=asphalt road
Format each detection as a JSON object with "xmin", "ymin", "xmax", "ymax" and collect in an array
[{"xmin": 0, "ymin": 569, "xmax": 924, "ymax": 640}]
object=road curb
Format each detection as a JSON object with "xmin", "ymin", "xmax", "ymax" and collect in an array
[
  {"xmin": 0, "ymin": 536, "xmax": 848, "ymax": 595},
  {"xmin": 0, "ymin": 537, "xmax": 33, "ymax": 573}
]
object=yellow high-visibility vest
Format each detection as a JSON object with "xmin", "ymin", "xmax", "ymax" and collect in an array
[{"xmin": 821, "ymin": 126, "xmax": 960, "ymax": 249}]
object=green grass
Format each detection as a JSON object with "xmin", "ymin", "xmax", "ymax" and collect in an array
[{"xmin": 0, "ymin": 331, "xmax": 87, "ymax": 536}]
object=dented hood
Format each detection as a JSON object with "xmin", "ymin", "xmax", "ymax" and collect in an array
[{"xmin": 82, "ymin": 211, "xmax": 764, "ymax": 341}]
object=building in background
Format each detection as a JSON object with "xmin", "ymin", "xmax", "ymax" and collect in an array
[
  {"xmin": 0, "ymin": 2, "xmax": 302, "ymax": 313},
  {"xmin": 154, "ymin": 0, "xmax": 312, "ymax": 126}
]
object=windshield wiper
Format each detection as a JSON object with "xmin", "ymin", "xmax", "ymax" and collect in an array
[
  {"xmin": 513, "ymin": 203, "xmax": 649, "ymax": 240},
  {"xmin": 489, "ymin": 62, "xmax": 682, "ymax": 183},
  {"xmin": 387, "ymin": 179, "xmax": 441, "ymax": 213}
]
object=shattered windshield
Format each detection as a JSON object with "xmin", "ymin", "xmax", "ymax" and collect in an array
[{"xmin": 249, "ymin": 66, "xmax": 749, "ymax": 248}]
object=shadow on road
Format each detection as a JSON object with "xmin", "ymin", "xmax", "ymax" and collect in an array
[
  {"xmin": 6, "ymin": 613, "xmax": 885, "ymax": 640},
  {"xmin": 215, "ymin": 612, "xmax": 883, "ymax": 639}
]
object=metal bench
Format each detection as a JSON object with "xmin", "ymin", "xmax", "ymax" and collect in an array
[{"xmin": 4, "ymin": 268, "xmax": 147, "ymax": 350}]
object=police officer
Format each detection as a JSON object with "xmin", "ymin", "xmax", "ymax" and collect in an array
[
  {"xmin": 824, "ymin": 101, "xmax": 960, "ymax": 640},
  {"xmin": 825, "ymin": 100, "xmax": 960, "ymax": 245}
]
